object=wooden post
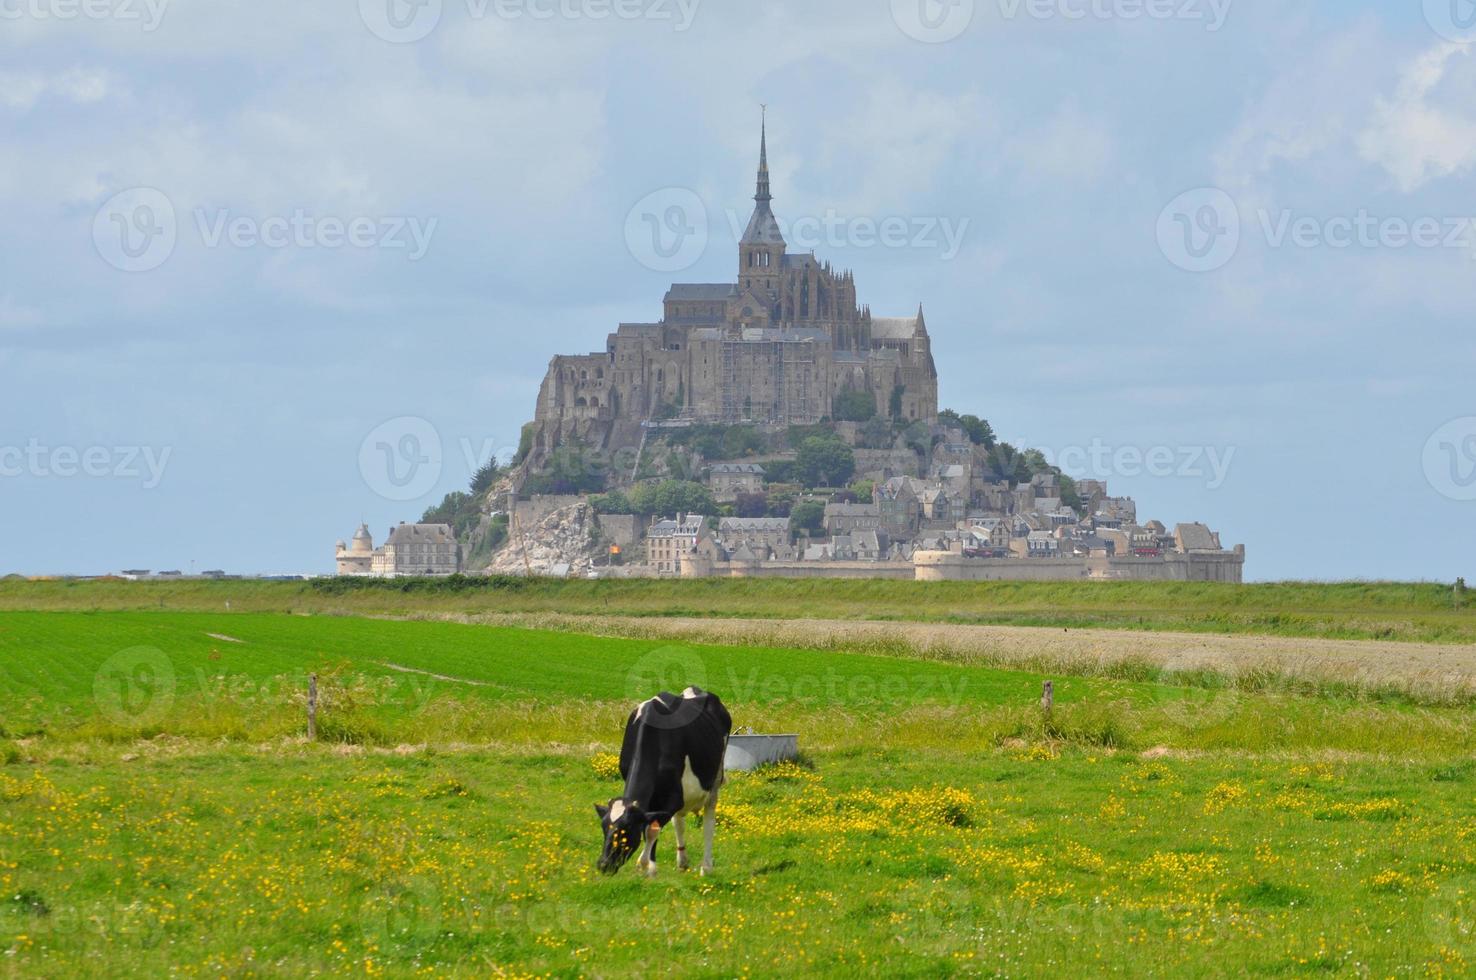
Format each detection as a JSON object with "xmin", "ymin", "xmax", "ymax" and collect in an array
[
  {"xmin": 307, "ymin": 673, "xmax": 318, "ymax": 740},
  {"xmin": 1040, "ymin": 680, "xmax": 1054, "ymax": 714}
]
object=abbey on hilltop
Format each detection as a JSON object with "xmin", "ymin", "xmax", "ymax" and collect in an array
[{"xmin": 530, "ymin": 115, "xmax": 939, "ymax": 455}]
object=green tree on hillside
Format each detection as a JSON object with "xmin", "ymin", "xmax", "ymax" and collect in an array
[
  {"xmin": 795, "ymin": 437, "xmax": 855, "ymax": 488},
  {"xmin": 858, "ymin": 417, "xmax": 896, "ymax": 449},
  {"xmin": 735, "ymin": 493, "xmax": 769, "ymax": 518},
  {"xmin": 470, "ymin": 459, "xmax": 502, "ymax": 496},
  {"xmin": 589, "ymin": 490, "xmax": 633, "ymax": 515},
  {"xmin": 522, "ymin": 443, "xmax": 607, "ymax": 495},
  {"xmin": 626, "ymin": 480, "xmax": 717, "ymax": 518},
  {"xmin": 938, "ymin": 409, "xmax": 997, "ymax": 449},
  {"xmin": 421, "ymin": 491, "xmax": 482, "ymax": 539},
  {"xmin": 833, "ymin": 388, "xmax": 877, "ymax": 422},
  {"xmin": 789, "ymin": 500, "xmax": 826, "ymax": 537}
]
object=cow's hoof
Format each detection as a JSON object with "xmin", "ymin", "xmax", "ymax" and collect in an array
[
  {"xmin": 699, "ymin": 865, "xmax": 713, "ymax": 877},
  {"xmin": 644, "ymin": 864, "xmax": 659, "ymax": 879},
  {"xmin": 677, "ymin": 858, "xmax": 691, "ymax": 871}
]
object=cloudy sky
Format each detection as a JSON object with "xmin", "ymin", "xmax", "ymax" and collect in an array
[{"xmin": 2, "ymin": 0, "xmax": 1473, "ymax": 580}]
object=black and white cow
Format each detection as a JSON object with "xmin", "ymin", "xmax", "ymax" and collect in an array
[{"xmin": 596, "ymin": 687, "xmax": 731, "ymax": 877}]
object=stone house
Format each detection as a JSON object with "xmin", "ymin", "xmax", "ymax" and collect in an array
[
  {"xmin": 919, "ymin": 485, "xmax": 959, "ymax": 525},
  {"xmin": 647, "ymin": 514, "xmax": 710, "ymax": 574},
  {"xmin": 707, "ymin": 463, "xmax": 766, "ymax": 502},
  {"xmin": 336, "ymin": 523, "xmax": 460, "ymax": 578},
  {"xmin": 965, "ymin": 518, "xmax": 1012, "ymax": 555},
  {"xmin": 1011, "ymin": 530, "xmax": 1060, "ymax": 559},
  {"xmin": 365, "ymin": 523, "xmax": 461, "ymax": 577},
  {"xmin": 824, "ymin": 503, "xmax": 882, "ymax": 535},
  {"xmin": 876, "ymin": 476, "xmax": 924, "ymax": 537},
  {"xmin": 715, "ymin": 517, "xmax": 792, "ymax": 559}
]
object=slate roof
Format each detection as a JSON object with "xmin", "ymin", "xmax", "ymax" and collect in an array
[
  {"xmin": 649, "ymin": 515, "xmax": 707, "ymax": 538},
  {"xmin": 718, "ymin": 517, "xmax": 789, "ymax": 532},
  {"xmin": 870, "ymin": 315, "xmax": 920, "ymax": 340},
  {"xmin": 824, "ymin": 503, "xmax": 880, "ymax": 517},
  {"xmin": 741, "ymin": 203, "xmax": 785, "ymax": 247},
  {"xmin": 1175, "ymin": 522, "xmax": 1220, "ymax": 551},
  {"xmin": 385, "ymin": 523, "xmax": 456, "ymax": 547},
  {"xmin": 666, "ymin": 284, "xmax": 736, "ymax": 301}
]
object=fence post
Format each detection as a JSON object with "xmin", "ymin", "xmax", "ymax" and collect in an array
[
  {"xmin": 1041, "ymin": 679, "xmax": 1054, "ymax": 714},
  {"xmin": 307, "ymin": 673, "xmax": 318, "ymax": 741}
]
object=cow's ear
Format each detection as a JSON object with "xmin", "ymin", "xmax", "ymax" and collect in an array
[{"xmin": 595, "ymin": 804, "xmax": 610, "ymax": 821}]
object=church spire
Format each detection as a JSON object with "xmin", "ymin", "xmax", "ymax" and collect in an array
[
  {"xmin": 755, "ymin": 105, "xmax": 772, "ymax": 205},
  {"xmin": 740, "ymin": 105, "xmax": 786, "ymax": 285}
]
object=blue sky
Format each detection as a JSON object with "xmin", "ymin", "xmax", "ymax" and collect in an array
[{"xmin": 1, "ymin": 0, "xmax": 1473, "ymax": 580}]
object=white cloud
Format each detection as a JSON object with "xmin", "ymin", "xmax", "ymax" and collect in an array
[
  {"xmin": 804, "ymin": 82, "xmax": 991, "ymax": 216},
  {"xmin": 1005, "ymin": 101, "xmax": 1114, "ymax": 185},
  {"xmin": 1211, "ymin": 24, "xmax": 1386, "ymax": 196},
  {"xmin": 1358, "ymin": 43, "xmax": 1476, "ymax": 193},
  {"xmin": 0, "ymin": 72, "xmax": 47, "ymax": 110},
  {"xmin": 0, "ymin": 68, "xmax": 111, "ymax": 110}
]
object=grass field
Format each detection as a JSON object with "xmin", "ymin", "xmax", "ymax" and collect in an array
[
  {"xmin": 4, "ymin": 608, "xmax": 1476, "ymax": 975},
  {"xmin": 3, "ymin": 576, "xmax": 1473, "ymax": 644}
]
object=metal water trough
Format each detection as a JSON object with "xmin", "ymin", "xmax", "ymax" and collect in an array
[{"xmin": 724, "ymin": 733, "xmax": 799, "ymax": 771}]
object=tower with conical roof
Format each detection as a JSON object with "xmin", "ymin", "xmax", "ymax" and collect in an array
[{"xmin": 739, "ymin": 107, "xmax": 786, "ymax": 293}]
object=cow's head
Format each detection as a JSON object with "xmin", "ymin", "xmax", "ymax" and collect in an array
[{"xmin": 595, "ymin": 799, "xmax": 670, "ymax": 875}]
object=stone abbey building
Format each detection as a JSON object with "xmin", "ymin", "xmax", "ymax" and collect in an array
[{"xmin": 532, "ymin": 120, "xmax": 939, "ymax": 453}]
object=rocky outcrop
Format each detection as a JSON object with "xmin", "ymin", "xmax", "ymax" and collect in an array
[{"xmin": 485, "ymin": 500, "xmax": 604, "ymax": 577}]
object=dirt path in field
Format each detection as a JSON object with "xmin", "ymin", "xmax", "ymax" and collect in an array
[
  {"xmin": 378, "ymin": 662, "xmax": 491, "ymax": 687},
  {"xmin": 444, "ymin": 612, "xmax": 1476, "ymax": 695}
]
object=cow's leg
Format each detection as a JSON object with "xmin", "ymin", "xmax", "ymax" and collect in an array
[
  {"xmin": 638, "ymin": 824, "xmax": 660, "ymax": 878},
  {"xmin": 673, "ymin": 814, "xmax": 691, "ymax": 871},
  {"xmin": 699, "ymin": 787, "xmax": 719, "ymax": 876}
]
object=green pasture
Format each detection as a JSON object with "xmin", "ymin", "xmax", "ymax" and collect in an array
[{"xmin": 2, "ymin": 610, "xmax": 1476, "ymax": 976}]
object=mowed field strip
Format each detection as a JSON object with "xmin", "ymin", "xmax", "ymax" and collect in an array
[{"xmin": 448, "ymin": 612, "xmax": 1476, "ymax": 697}]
